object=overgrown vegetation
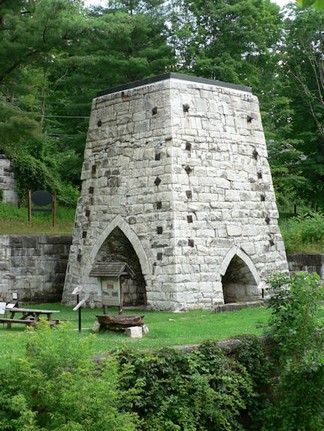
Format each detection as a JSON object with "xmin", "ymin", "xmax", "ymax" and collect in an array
[
  {"xmin": 114, "ymin": 343, "xmax": 256, "ymax": 431},
  {"xmin": 0, "ymin": 323, "xmax": 269, "ymax": 431},
  {"xmin": 279, "ymin": 211, "xmax": 324, "ymax": 253},
  {"xmin": 0, "ymin": 273, "xmax": 323, "ymax": 430},
  {"xmin": 263, "ymin": 272, "xmax": 324, "ymax": 431},
  {"xmin": 0, "ymin": 322, "xmax": 139, "ymax": 431},
  {"xmin": 12, "ymin": 154, "xmax": 79, "ymax": 207}
]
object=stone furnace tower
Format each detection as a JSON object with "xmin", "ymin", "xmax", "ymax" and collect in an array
[{"xmin": 62, "ymin": 73, "xmax": 288, "ymax": 310}]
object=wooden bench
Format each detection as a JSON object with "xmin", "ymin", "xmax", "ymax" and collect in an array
[{"xmin": 0, "ymin": 318, "xmax": 35, "ymax": 328}]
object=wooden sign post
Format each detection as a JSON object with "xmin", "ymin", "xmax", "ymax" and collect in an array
[{"xmin": 28, "ymin": 190, "xmax": 57, "ymax": 227}]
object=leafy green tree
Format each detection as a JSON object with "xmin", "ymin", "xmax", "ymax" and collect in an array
[
  {"xmin": 269, "ymin": 6, "xmax": 324, "ymax": 210},
  {"xmin": 0, "ymin": 0, "xmax": 85, "ymax": 148},
  {"xmin": 0, "ymin": 1, "xmax": 88, "ymax": 203},
  {"xmin": 297, "ymin": 0, "xmax": 324, "ymax": 10},
  {"xmin": 36, "ymin": 0, "xmax": 174, "ymax": 186},
  {"xmin": 267, "ymin": 139, "xmax": 310, "ymax": 210},
  {"xmin": 169, "ymin": 0, "xmax": 282, "ymax": 88},
  {"xmin": 1, "ymin": 0, "xmax": 322, "ymax": 213},
  {"xmin": 0, "ymin": 0, "xmax": 84, "ymax": 85},
  {"xmin": 0, "ymin": 0, "xmax": 174, "ymax": 195}
]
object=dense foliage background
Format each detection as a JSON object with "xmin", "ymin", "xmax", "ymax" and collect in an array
[{"xmin": 0, "ymin": 0, "xmax": 323, "ymax": 211}]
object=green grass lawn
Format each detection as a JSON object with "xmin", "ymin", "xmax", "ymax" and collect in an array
[
  {"xmin": 0, "ymin": 203, "xmax": 75, "ymax": 234},
  {"xmin": 0, "ymin": 304, "xmax": 271, "ymax": 361}
]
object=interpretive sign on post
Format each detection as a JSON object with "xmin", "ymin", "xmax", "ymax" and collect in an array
[
  {"xmin": 101, "ymin": 278, "xmax": 120, "ymax": 307},
  {"xmin": 28, "ymin": 190, "xmax": 57, "ymax": 227}
]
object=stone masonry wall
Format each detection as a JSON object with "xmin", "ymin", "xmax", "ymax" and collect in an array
[
  {"xmin": 0, "ymin": 235, "xmax": 72, "ymax": 303},
  {"xmin": 0, "ymin": 233, "xmax": 320, "ymax": 306},
  {"xmin": 63, "ymin": 74, "xmax": 288, "ymax": 310},
  {"xmin": 288, "ymin": 253, "xmax": 324, "ymax": 279},
  {"xmin": 0, "ymin": 155, "xmax": 18, "ymax": 204}
]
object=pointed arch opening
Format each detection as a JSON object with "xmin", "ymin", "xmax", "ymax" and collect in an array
[
  {"xmin": 221, "ymin": 250, "xmax": 260, "ymax": 304},
  {"xmin": 94, "ymin": 227, "xmax": 147, "ymax": 306}
]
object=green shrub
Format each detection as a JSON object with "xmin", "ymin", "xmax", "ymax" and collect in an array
[
  {"xmin": 12, "ymin": 154, "xmax": 61, "ymax": 203},
  {"xmin": 266, "ymin": 272, "xmax": 323, "ymax": 361},
  {"xmin": 0, "ymin": 322, "xmax": 139, "ymax": 431},
  {"xmin": 11, "ymin": 154, "xmax": 79, "ymax": 207},
  {"xmin": 57, "ymin": 182, "xmax": 80, "ymax": 207},
  {"xmin": 115, "ymin": 342, "xmax": 254, "ymax": 431},
  {"xmin": 263, "ymin": 272, "xmax": 324, "ymax": 431},
  {"xmin": 234, "ymin": 336, "xmax": 271, "ymax": 430}
]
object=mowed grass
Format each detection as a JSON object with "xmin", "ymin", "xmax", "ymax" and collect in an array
[{"xmin": 0, "ymin": 304, "xmax": 271, "ymax": 361}]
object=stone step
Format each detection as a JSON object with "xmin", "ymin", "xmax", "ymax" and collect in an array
[{"xmin": 214, "ymin": 300, "xmax": 267, "ymax": 313}]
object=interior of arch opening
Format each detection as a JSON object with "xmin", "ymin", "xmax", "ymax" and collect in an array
[
  {"xmin": 95, "ymin": 227, "xmax": 147, "ymax": 306},
  {"xmin": 221, "ymin": 255, "xmax": 260, "ymax": 304}
]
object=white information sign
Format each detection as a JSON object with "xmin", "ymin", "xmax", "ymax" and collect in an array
[{"xmin": 0, "ymin": 302, "xmax": 6, "ymax": 315}]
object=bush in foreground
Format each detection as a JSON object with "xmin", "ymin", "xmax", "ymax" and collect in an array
[
  {"xmin": 0, "ymin": 322, "xmax": 139, "ymax": 431},
  {"xmin": 263, "ymin": 272, "xmax": 324, "ymax": 431}
]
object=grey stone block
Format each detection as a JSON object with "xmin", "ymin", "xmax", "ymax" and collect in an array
[{"xmin": 125, "ymin": 326, "xmax": 143, "ymax": 338}]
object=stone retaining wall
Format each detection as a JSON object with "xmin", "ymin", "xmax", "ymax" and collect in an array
[
  {"xmin": 0, "ymin": 235, "xmax": 72, "ymax": 303},
  {"xmin": 0, "ymin": 155, "xmax": 18, "ymax": 204},
  {"xmin": 287, "ymin": 253, "xmax": 324, "ymax": 279}
]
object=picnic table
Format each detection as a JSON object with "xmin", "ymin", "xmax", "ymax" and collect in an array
[{"xmin": 0, "ymin": 307, "xmax": 60, "ymax": 329}]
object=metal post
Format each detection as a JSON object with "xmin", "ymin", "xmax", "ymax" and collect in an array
[
  {"xmin": 28, "ymin": 190, "xmax": 32, "ymax": 225},
  {"xmin": 77, "ymin": 294, "xmax": 81, "ymax": 332},
  {"xmin": 72, "ymin": 285, "xmax": 84, "ymax": 332},
  {"xmin": 52, "ymin": 191, "xmax": 57, "ymax": 227}
]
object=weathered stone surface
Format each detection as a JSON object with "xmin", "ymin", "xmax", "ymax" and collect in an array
[
  {"xmin": 287, "ymin": 253, "xmax": 324, "ymax": 279},
  {"xmin": 0, "ymin": 155, "xmax": 18, "ymax": 204},
  {"xmin": 142, "ymin": 324, "xmax": 149, "ymax": 335},
  {"xmin": 214, "ymin": 301, "xmax": 265, "ymax": 313},
  {"xmin": 92, "ymin": 320, "xmax": 101, "ymax": 333},
  {"xmin": 63, "ymin": 73, "xmax": 288, "ymax": 310},
  {"xmin": 125, "ymin": 326, "xmax": 143, "ymax": 338},
  {"xmin": 0, "ymin": 235, "xmax": 72, "ymax": 303}
]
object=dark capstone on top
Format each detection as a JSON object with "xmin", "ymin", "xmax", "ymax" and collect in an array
[{"xmin": 96, "ymin": 73, "xmax": 252, "ymax": 97}]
